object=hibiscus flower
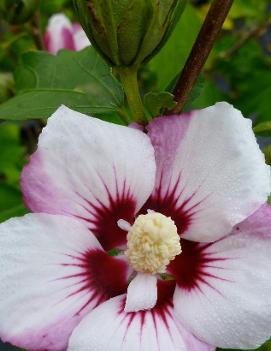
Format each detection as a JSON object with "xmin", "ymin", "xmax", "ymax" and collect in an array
[
  {"xmin": 0, "ymin": 102, "xmax": 270, "ymax": 351},
  {"xmin": 45, "ymin": 13, "xmax": 90, "ymax": 54}
]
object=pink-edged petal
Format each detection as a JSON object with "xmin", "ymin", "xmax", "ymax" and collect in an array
[
  {"xmin": 173, "ymin": 205, "xmax": 271, "ymax": 349},
  {"xmin": 21, "ymin": 106, "xmax": 156, "ymax": 251},
  {"xmin": 68, "ymin": 281, "xmax": 214, "ymax": 351},
  {"xmin": 145, "ymin": 102, "xmax": 271, "ymax": 242},
  {"xmin": 0, "ymin": 213, "xmax": 129, "ymax": 350},
  {"xmin": 72, "ymin": 23, "xmax": 91, "ymax": 50},
  {"xmin": 45, "ymin": 13, "xmax": 76, "ymax": 54},
  {"xmin": 125, "ymin": 273, "xmax": 157, "ymax": 312},
  {"xmin": 231, "ymin": 203, "xmax": 271, "ymax": 238}
]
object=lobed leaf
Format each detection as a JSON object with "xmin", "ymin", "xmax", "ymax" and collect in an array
[{"xmin": 0, "ymin": 47, "xmax": 124, "ymax": 121}]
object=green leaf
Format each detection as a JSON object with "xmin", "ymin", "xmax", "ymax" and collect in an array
[
  {"xmin": 15, "ymin": 48, "xmax": 123, "ymax": 105},
  {"xmin": 244, "ymin": 82, "xmax": 271, "ymax": 124},
  {"xmin": 253, "ymin": 121, "xmax": 271, "ymax": 136},
  {"xmin": 40, "ymin": 0, "xmax": 71, "ymax": 14},
  {"xmin": 0, "ymin": 89, "xmax": 115, "ymax": 120},
  {"xmin": 144, "ymin": 91, "xmax": 176, "ymax": 117},
  {"xmin": 229, "ymin": 0, "xmax": 267, "ymax": 21},
  {"xmin": 148, "ymin": 4, "xmax": 201, "ymax": 90},
  {"xmin": 214, "ymin": 39, "xmax": 271, "ymax": 123},
  {"xmin": 0, "ymin": 47, "xmax": 124, "ymax": 121},
  {"xmin": 0, "ymin": 123, "xmax": 25, "ymax": 184},
  {"xmin": 263, "ymin": 145, "xmax": 271, "ymax": 166},
  {"xmin": 184, "ymin": 75, "xmax": 205, "ymax": 111},
  {"xmin": 0, "ymin": 184, "xmax": 27, "ymax": 222},
  {"xmin": 0, "ymin": 123, "xmax": 27, "ymax": 222},
  {"xmin": 190, "ymin": 80, "xmax": 225, "ymax": 110}
]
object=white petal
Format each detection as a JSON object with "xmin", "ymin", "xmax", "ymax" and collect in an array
[
  {"xmin": 124, "ymin": 273, "xmax": 157, "ymax": 312},
  {"xmin": 21, "ymin": 106, "xmax": 156, "ymax": 251},
  {"xmin": 72, "ymin": 24, "xmax": 91, "ymax": 50},
  {"xmin": 147, "ymin": 102, "xmax": 271, "ymax": 242},
  {"xmin": 0, "ymin": 213, "xmax": 129, "ymax": 350},
  {"xmin": 173, "ymin": 205, "xmax": 271, "ymax": 349},
  {"xmin": 68, "ymin": 294, "xmax": 214, "ymax": 351}
]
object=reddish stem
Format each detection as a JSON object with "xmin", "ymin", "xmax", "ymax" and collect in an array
[{"xmin": 169, "ymin": 0, "xmax": 234, "ymax": 114}]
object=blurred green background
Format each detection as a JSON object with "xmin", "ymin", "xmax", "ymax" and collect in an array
[{"xmin": 0, "ymin": 0, "xmax": 271, "ymax": 350}]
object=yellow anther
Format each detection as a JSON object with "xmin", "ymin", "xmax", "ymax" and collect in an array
[{"xmin": 125, "ymin": 212, "xmax": 181, "ymax": 274}]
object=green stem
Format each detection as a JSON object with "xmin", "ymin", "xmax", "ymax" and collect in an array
[{"xmin": 117, "ymin": 67, "xmax": 145, "ymax": 124}]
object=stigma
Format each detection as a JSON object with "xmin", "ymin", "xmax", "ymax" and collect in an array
[{"xmin": 125, "ymin": 212, "xmax": 181, "ymax": 274}]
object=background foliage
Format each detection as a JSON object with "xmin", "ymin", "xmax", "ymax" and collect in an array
[{"xmin": 0, "ymin": 0, "xmax": 271, "ymax": 350}]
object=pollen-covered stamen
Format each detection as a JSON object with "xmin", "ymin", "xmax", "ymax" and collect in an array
[
  {"xmin": 125, "ymin": 212, "xmax": 182, "ymax": 274},
  {"xmin": 117, "ymin": 219, "xmax": 131, "ymax": 232}
]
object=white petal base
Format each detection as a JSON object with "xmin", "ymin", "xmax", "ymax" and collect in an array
[
  {"xmin": 68, "ymin": 295, "xmax": 215, "ymax": 351},
  {"xmin": 125, "ymin": 273, "xmax": 157, "ymax": 312}
]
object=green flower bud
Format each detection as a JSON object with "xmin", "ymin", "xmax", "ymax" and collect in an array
[
  {"xmin": 73, "ymin": 0, "xmax": 187, "ymax": 67},
  {"xmin": 0, "ymin": 0, "xmax": 38, "ymax": 24}
]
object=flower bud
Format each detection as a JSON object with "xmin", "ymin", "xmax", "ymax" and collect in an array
[
  {"xmin": 44, "ymin": 14, "xmax": 90, "ymax": 54},
  {"xmin": 0, "ymin": 0, "xmax": 38, "ymax": 24},
  {"xmin": 73, "ymin": 0, "xmax": 187, "ymax": 67}
]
